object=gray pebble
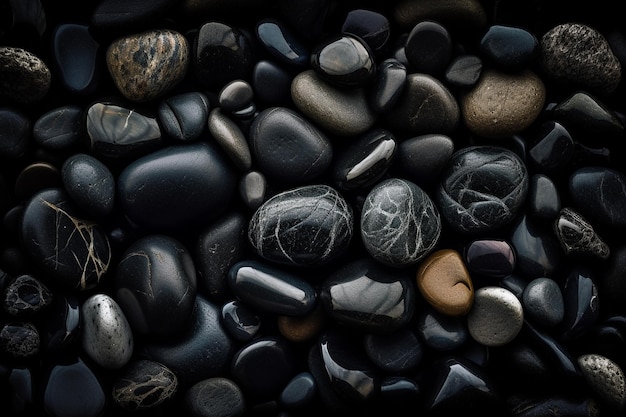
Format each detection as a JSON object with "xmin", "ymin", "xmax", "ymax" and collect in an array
[
  {"xmin": 578, "ymin": 353, "xmax": 626, "ymax": 411},
  {"xmin": 467, "ymin": 286, "xmax": 523, "ymax": 346},
  {"xmin": 208, "ymin": 108, "xmax": 252, "ymax": 171},
  {"xmin": 61, "ymin": 153, "xmax": 116, "ymax": 218},
  {"xmin": 522, "ymin": 277, "xmax": 564, "ymax": 327}
]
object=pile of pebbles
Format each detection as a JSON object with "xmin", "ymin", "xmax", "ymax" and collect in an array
[{"xmin": 2, "ymin": 0, "xmax": 626, "ymax": 416}]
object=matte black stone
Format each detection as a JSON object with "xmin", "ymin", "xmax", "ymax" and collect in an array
[
  {"xmin": 444, "ymin": 54, "xmax": 483, "ymax": 88},
  {"xmin": 479, "ymin": 24, "xmax": 538, "ymax": 71},
  {"xmin": 331, "ymin": 128, "xmax": 397, "ymax": 191},
  {"xmin": 249, "ymin": 106, "xmax": 332, "ymax": 185},
  {"xmin": 361, "ymin": 178, "xmax": 441, "ymax": 267},
  {"xmin": 553, "ymin": 90, "xmax": 624, "ymax": 138},
  {"xmin": 193, "ymin": 21, "xmax": 255, "ymax": 91},
  {"xmin": 141, "ymin": 295, "xmax": 234, "ymax": 388},
  {"xmin": 436, "ymin": 146, "xmax": 528, "ymax": 234},
  {"xmin": 522, "ymin": 277, "xmax": 564, "ymax": 327},
  {"xmin": 341, "ymin": 9, "xmax": 391, "ymax": 57},
  {"xmin": 2, "ymin": 274, "xmax": 53, "ymax": 317},
  {"xmin": 227, "ymin": 260, "xmax": 317, "ymax": 316},
  {"xmin": 117, "ymin": 141, "xmax": 237, "ymax": 232},
  {"xmin": 195, "ymin": 210, "xmax": 248, "ymax": 303},
  {"xmin": 158, "ymin": 91, "xmax": 209, "ymax": 141},
  {"xmin": 559, "ymin": 267, "xmax": 600, "ymax": 342},
  {"xmin": 369, "ymin": 58, "xmax": 407, "ymax": 113},
  {"xmin": 404, "ymin": 20, "xmax": 452, "ymax": 75},
  {"xmin": 111, "ymin": 359, "xmax": 178, "ymax": 410},
  {"xmin": 231, "ymin": 336, "xmax": 297, "ymax": 402},
  {"xmin": 51, "ymin": 23, "xmax": 100, "ymax": 95},
  {"xmin": 248, "ymin": 184, "xmax": 353, "ymax": 267},
  {"xmin": 220, "ymin": 300, "xmax": 261, "ymax": 342},
  {"xmin": 252, "ymin": 60, "xmax": 293, "ymax": 107},
  {"xmin": 363, "ymin": 328, "xmax": 423, "ymax": 372},
  {"xmin": 311, "ymin": 34, "xmax": 376, "ymax": 87},
  {"xmin": 14, "ymin": 162, "xmax": 62, "ymax": 204},
  {"xmin": 0, "ymin": 322, "xmax": 39, "ymax": 359},
  {"xmin": 42, "ymin": 357, "xmax": 106, "ymax": 417},
  {"xmin": 32, "ymin": 105, "xmax": 84, "ymax": 150},
  {"xmin": 527, "ymin": 174, "xmax": 561, "ymax": 220},
  {"xmin": 183, "ymin": 377, "xmax": 246, "ymax": 417},
  {"xmin": 20, "ymin": 188, "xmax": 112, "ymax": 291},
  {"xmin": 0, "ymin": 107, "xmax": 30, "ymax": 160},
  {"xmin": 255, "ymin": 18, "xmax": 309, "ymax": 67},
  {"xmin": 115, "ymin": 234, "xmax": 197, "ymax": 339},
  {"xmin": 320, "ymin": 257, "xmax": 415, "ymax": 333},
  {"xmin": 396, "ymin": 133, "xmax": 455, "ymax": 189},
  {"xmin": 61, "ymin": 153, "xmax": 115, "ymax": 218}
]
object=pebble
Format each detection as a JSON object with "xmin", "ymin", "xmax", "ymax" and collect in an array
[
  {"xmin": 2, "ymin": 274, "xmax": 53, "ymax": 317},
  {"xmin": 361, "ymin": 178, "xmax": 441, "ymax": 267},
  {"xmin": 61, "ymin": 153, "xmax": 115, "ymax": 218},
  {"xmin": 0, "ymin": 321, "xmax": 39, "ymax": 359},
  {"xmin": 80, "ymin": 293, "xmax": 134, "ymax": 370},
  {"xmin": 522, "ymin": 277, "xmax": 565, "ymax": 327},
  {"xmin": 51, "ymin": 23, "xmax": 101, "ymax": 95},
  {"xmin": 396, "ymin": 133, "xmax": 455, "ymax": 188},
  {"xmin": 553, "ymin": 207, "xmax": 610, "ymax": 260},
  {"xmin": 369, "ymin": 58, "xmax": 407, "ymax": 113},
  {"xmin": 248, "ymin": 184, "xmax": 353, "ymax": 267},
  {"xmin": 414, "ymin": 304, "xmax": 468, "ymax": 351},
  {"xmin": 0, "ymin": 46, "xmax": 51, "ymax": 104},
  {"xmin": 32, "ymin": 105, "xmax": 84, "ymax": 150},
  {"xmin": 311, "ymin": 34, "xmax": 376, "ymax": 87},
  {"xmin": 479, "ymin": 24, "xmax": 538, "ymax": 71},
  {"xmin": 183, "ymin": 377, "xmax": 246, "ymax": 417},
  {"xmin": 279, "ymin": 371, "xmax": 317, "ymax": 410},
  {"xmin": 208, "ymin": 108, "xmax": 252, "ymax": 171},
  {"xmin": 416, "ymin": 249, "xmax": 474, "ymax": 316},
  {"xmin": 111, "ymin": 359, "xmax": 178, "ymax": 410},
  {"xmin": 220, "ymin": 300, "xmax": 261, "ymax": 342},
  {"xmin": 577, "ymin": 353, "xmax": 626, "ymax": 411},
  {"xmin": 404, "ymin": 20, "xmax": 452, "ymax": 75},
  {"xmin": 467, "ymin": 286, "xmax": 524, "ymax": 347},
  {"xmin": 158, "ymin": 91, "xmax": 210, "ymax": 141},
  {"xmin": 461, "ymin": 69, "xmax": 546, "ymax": 138}
]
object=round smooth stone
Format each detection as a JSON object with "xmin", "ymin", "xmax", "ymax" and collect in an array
[
  {"xmin": 43, "ymin": 357, "xmax": 106, "ymax": 417},
  {"xmin": 220, "ymin": 300, "xmax": 261, "ymax": 342},
  {"xmin": 61, "ymin": 153, "xmax": 115, "ymax": 218},
  {"xmin": 231, "ymin": 336, "xmax": 297, "ymax": 402},
  {"xmin": 2, "ymin": 274, "xmax": 53, "ymax": 317},
  {"xmin": 467, "ymin": 286, "xmax": 524, "ymax": 347},
  {"xmin": 396, "ymin": 134, "xmax": 455, "ymax": 188},
  {"xmin": 51, "ymin": 23, "xmax": 100, "ymax": 95},
  {"xmin": 106, "ymin": 29, "xmax": 189, "ymax": 102},
  {"xmin": 158, "ymin": 91, "xmax": 210, "ymax": 141},
  {"xmin": 117, "ymin": 141, "xmax": 237, "ymax": 232},
  {"xmin": 522, "ymin": 277, "xmax": 565, "ymax": 327},
  {"xmin": 436, "ymin": 145, "xmax": 528, "ymax": 234},
  {"xmin": 0, "ymin": 46, "xmax": 51, "ymax": 104},
  {"xmin": 111, "ymin": 359, "xmax": 178, "ymax": 410},
  {"xmin": 291, "ymin": 69, "xmax": 377, "ymax": 137},
  {"xmin": 219, "ymin": 80, "xmax": 255, "ymax": 113},
  {"xmin": 463, "ymin": 238, "xmax": 516, "ymax": 278},
  {"xmin": 249, "ymin": 106, "xmax": 332, "ymax": 184},
  {"xmin": 331, "ymin": 128, "xmax": 397, "ymax": 191},
  {"xmin": 239, "ymin": 171, "xmax": 267, "ymax": 211},
  {"xmin": 227, "ymin": 260, "xmax": 317, "ymax": 316},
  {"xmin": 361, "ymin": 178, "xmax": 441, "ymax": 267},
  {"xmin": 527, "ymin": 174, "xmax": 561, "ymax": 220},
  {"xmin": 460, "ymin": 69, "xmax": 545, "ymax": 138},
  {"xmin": 248, "ymin": 184, "xmax": 353, "ymax": 267},
  {"xmin": 540, "ymin": 22, "xmax": 621, "ymax": 96},
  {"xmin": 255, "ymin": 18, "xmax": 309, "ymax": 67},
  {"xmin": 20, "ymin": 188, "xmax": 112, "ymax": 291},
  {"xmin": 141, "ymin": 295, "xmax": 234, "ymax": 387},
  {"xmin": 311, "ymin": 34, "xmax": 376, "ymax": 87},
  {"xmin": 279, "ymin": 371, "xmax": 317, "ymax": 410},
  {"xmin": 444, "ymin": 54, "xmax": 483, "ymax": 88},
  {"xmin": 384, "ymin": 73, "xmax": 459, "ymax": 135},
  {"xmin": 416, "ymin": 249, "xmax": 474, "ymax": 316},
  {"xmin": 208, "ymin": 108, "xmax": 252, "ymax": 171},
  {"xmin": 115, "ymin": 234, "xmax": 197, "ymax": 338},
  {"xmin": 479, "ymin": 24, "xmax": 538, "ymax": 71},
  {"xmin": 252, "ymin": 60, "xmax": 293, "ymax": 107},
  {"xmin": 414, "ymin": 304, "xmax": 468, "ymax": 351},
  {"xmin": 192, "ymin": 21, "xmax": 254, "ymax": 91},
  {"xmin": 81, "ymin": 293, "xmax": 134, "ymax": 370},
  {"xmin": 184, "ymin": 377, "xmax": 246, "ymax": 417},
  {"xmin": 320, "ymin": 257, "xmax": 416, "ymax": 333},
  {"xmin": 194, "ymin": 210, "xmax": 248, "ymax": 303},
  {"xmin": 33, "ymin": 105, "xmax": 84, "ymax": 150},
  {"xmin": 577, "ymin": 353, "xmax": 626, "ymax": 411},
  {"xmin": 568, "ymin": 166, "xmax": 626, "ymax": 231},
  {"xmin": 363, "ymin": 328, "xmax": 424, "ymax": 372},
  {"xmin": 404, "ymin": 20, "xmax": 452, "ymax": 75}
]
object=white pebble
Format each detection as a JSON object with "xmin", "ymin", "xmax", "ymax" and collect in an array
[{"xmin": 467, "ymin": 286, "xmax": 523, "ymax": 346}]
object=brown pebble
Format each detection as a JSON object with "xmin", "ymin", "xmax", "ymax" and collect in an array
[
  {"xmin": 460, "ymin": 68, "xmax": 545, "ymax": 138},
  {"xmin": 106, "ymin": 29, "xmax": 190, "ymax": 102},
  {"xmin": 277, "ymin": 304, "xmax": 327, "ymax": 343},
  {"xmin": 416, "ymin": 249, "xmax": 474, "ymax": 316}
]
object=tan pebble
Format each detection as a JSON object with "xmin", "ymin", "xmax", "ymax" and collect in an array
[
  {"xmin": 461, "ymin": 69, "xmax": 545, "ymax": 138},
  {"xmin": 416, "ymin": 249, "xmax": 474, "ymax": 316},
  {"xmin": 277, "ymin": 305, "xmax": 327, "ymax": 343}
]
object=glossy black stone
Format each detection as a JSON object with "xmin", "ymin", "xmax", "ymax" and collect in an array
[
  {"xmin": 227, "ymin": 260, "xmax": 317, "ymax": 316},
  {"xmin": 40, "ymin": 293, "xmax": 81, "ymax": 354},
  {"xmin": 219, "ymin": 80, "xmax": 254, "ymax": 113},
  {"xmin": 220, "ymin": 300, "xmax": 261, "ymax": 342},
  {"xmin": 437, "ymin": 146, "xmax": 529, "ymax": 234},
  {"xmin": 311, "ymin": 34, "xmax": 376, "ymax": 87},
  {"xmin": 255, "ymin": 18, "xmax": 309, "ymax": 67},
  {"xmin": 527, "ymin": 120, "xmax": 575, "ymax": 175},
  {"xmin": 368, "ymin": 58, "xmax": 407, "ymax": 113},
  {"xmin": 279, "ymin": 371, "xmax": 317, "ymax": 410},
  {"xmin": 321, "ymin": 257, "xmax": 415, "ymax": 333},
  {"xmin": 479, "ymin": 25, "xmax": 538, "ymax": 71},
  {"xmin": 463, "ymin": 238, "xmax": 516, "ymax": 278},
  {"xmin": 558, "ymin": 267, "xmax": 600, "ymax": 342},
  {"xmin": 363, "ymin": 328, "xmax": 423, "ymax": 372},
  {"xmin": 115, "ymin": 234, "xmax": 197, "ymax": 339},
  {"xmin": 414, "ymin": 305, "xmax": 468, "ymax": 351},
  {"xmin": 341, "ymin": 9, "xmax": 391, "ymax": 58},
  {"xmin": 527, "ymin": 174, "xmax": 561, "ymax": 220},
  {"xmin": 51, "ymin": 23, "xmax": 100, "ymax": 95},
  {"xmin": 248, "ymin": 184, "xmax": 353, "ymax": 267},
  {"xmin": 158, "ymin": 91, "xmax": 209, "ymax": 141},
  {"xmin": 331, "ymin": 128, "xmax": 397, "ymax": 191},
  {"xmin": 553, "ymin": 91, "xmax": 624, "ymax": 139},
  {"xmin": 20, "ymin": 188, "xmax": 112, "ymax": 291}
]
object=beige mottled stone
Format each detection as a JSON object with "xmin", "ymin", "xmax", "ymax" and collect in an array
[
  {"xmin": 416, "ymin": 249, "xmax": 474, "ymax": 316},
  {"xmin": 106, "ymin": 29, "xmax": 189, "ymax": 102},
  {"xmin": 461, "ymin": 69, "xmax": 545, "ymax": 138}
]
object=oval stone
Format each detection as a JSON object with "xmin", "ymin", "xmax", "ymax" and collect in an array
[
  {"xmin": 0, "ymin": 46, "xmax": 51, "ymax": 104},
  {"xmin": 361, "ymin": 178, "xmax": 441, "ymax": 267},
  {"xmin": 320, "ymin": 257, "xmax": 416, "ymax": 333},
  {"xmin": 249, "ymin": 106, "xmax": 333, "ymax": 185},
  {"xmin": 158, "ymin": 91, "xmax": 210, "ymax": 141},
  {"xmin": 117, "ymin": 141, "xmax": 237, "ymax": 232},
  {"xmin": 20, "ymin": 188, "xmax": 112, "ymax": 291},
  {"xmin": 467, "ymin": 286, "xmax": 524, "ymax": 347},
  {"xmin": 311, "ymin": 34, "xmax": 376, "ymax": 87},
  {"xmin": 416, "ymin": 249, "xmax": 474, "ymax": 316},
  {"xmin": 51, "ymin": 23, "xmax": 100, "ymax": 95},
  {"xmin": 115, "ymin": 234, "xmax": 197, "ymax": 339},
  {"xmin": 248, "ymin": 184, "xmax": 353, "ymax": 267},
  {"xmin": 522, "ymin": 277, "xmax": 564, "ymax": 327},
  {"xmin": 81, "ymin": 293, "xmax": 134, "ymax": 370},
  {"xmin": 61, "ymin": 153, "xmax": 115, "ymax": 218},
  {"xmin": 112, "ymin": 359, "xmax": 178, "ymax": 410},
  {"xmin": 461, "ymin": 69, "xmax": 545, "ymax": 138},
  {"xmin": 436, "ymin": 146, "xmax": 528, "ymax": 234},
  {"xmin": 106, "ymin": 29, "xmax": 190, "ymax": 102}
]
